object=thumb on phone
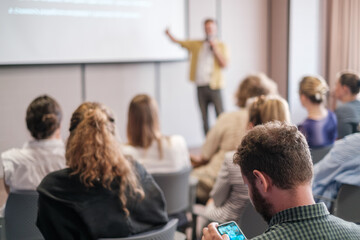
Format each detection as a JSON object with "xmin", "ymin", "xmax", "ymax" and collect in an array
[{"xmin": 222, "ymin": 235, "xmax": 230, "ymax": 240}]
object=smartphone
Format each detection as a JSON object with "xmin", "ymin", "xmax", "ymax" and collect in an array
[{"xmin": 217, "ymin": 221, "xmax": 247, "ymax": 240}]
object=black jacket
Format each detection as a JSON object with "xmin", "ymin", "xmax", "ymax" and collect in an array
[{"xmin": 36, "ymin": 161, "xmax": 168, "ymax": 240}]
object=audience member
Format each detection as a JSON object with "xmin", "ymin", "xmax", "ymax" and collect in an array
[
  {"xmin": 191, "ymin": 73, "xmax": 278, "ymax": 203},
  {"xmin": 201, "ymin": 96, "xmax": 290, "ymax": 225},
  {"xmin": 122, "ymin": 94, "xmax": 190, "ymax": 174},
  {"xmin": 36, "ymin": 102, "xmax": 168, "ymax": 240},
  {"xmin": 313, "ymin": 132, "xmax": 360, "ymax": 209},
  {"xmin": 334, "ymin": 72, "xmax": 360, "ymax": 138},
  {"xmin": 202, "ymin": 122, "xmax": 360, "ymax": 240},
  {"xmin": 298, "ymin": 76, "xmax": 337, "ymax": 148},
  {"xmin": 0, "ymin": 95, "xmax": 66, "ymax": 214}
]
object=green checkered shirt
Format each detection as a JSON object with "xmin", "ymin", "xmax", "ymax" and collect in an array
[{"xmin": 251, "ymin": 203, "xmax": 360, "ymax": 240}]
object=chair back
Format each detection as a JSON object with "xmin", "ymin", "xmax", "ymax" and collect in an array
[
  {"xmin": 152, "ymin": 168, "xmax": 191, "ymax": 215},
  {"xmin": 310, "ymin": 145, "xmax": 333, "ymax": 164},
  {"xmin": 237, "ymin": 201, "xmax": 267, "ymax": 239},
  {"xmin": 5, "ymin": 190, "xmax": 44, "ymax": 240},
  {"xmin": 350, "ymin": 122, "xmax": 360, "ymax": 134},
  {"xmin": 98, "ymin": 218, "xmax": 178, "ymax": 240},
  {"xmin": 333, "ymin": 184, "xmax": 360, "ymax": 223}
]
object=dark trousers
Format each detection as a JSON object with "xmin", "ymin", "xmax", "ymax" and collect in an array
[{"xmin": 197, "ymin": 86, "xmax": 224, "ymax": 135}]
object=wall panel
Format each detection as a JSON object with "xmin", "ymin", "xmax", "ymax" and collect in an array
[
  {"xmin": 0, "ymin": 65, "xmax": 82, "ymax": 152},
  {"xmin": 85, "ymin": 63, "xmax": 156, "ymax": 142}
]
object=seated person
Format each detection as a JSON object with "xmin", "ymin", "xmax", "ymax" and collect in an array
[
  {"xmin": 0, "ymin": 95, "xmax": 66, "ymax": 214},
  {"xmin": 298, "ymin": 76, "xmax": 337, "ymax": 148},
  {"xmin": 312, "ymin": 132, "xmax": 360, "ymax": 209},
  {"xmin": 334, "ymin": 72, "xmax": 360, "ymax": 138},
  {"xmin": 36, "ymin": 102, "xmax": 168, "ymax": 240},
  {"xmin": 202, "ymin": 122, "xmax": 360, "ymax": 240},
  {"xmin": 202, "ymin": 96, "xmax": 290, "ymax": 224},
  {"xmin": 122, "ymin": 94, "xmax": 190, "ymax": 174},
  {"xmin": 191, "ymin": 73, "xmax": 278, "ymax": 203}
]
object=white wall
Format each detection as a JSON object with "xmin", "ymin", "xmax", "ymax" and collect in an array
[
  {"xmin": 85, "ymin": 63, "xmax": 156, "ymax": 142},
  {"xmin": 0, "ymin": 65, "xmax": 82, "ymax": 152},
  {"xmin": 221, "ymin": 0, "xmax": 269, "ymax": 112},
  {"xmin": 0, "ymin": 0, "xmax": 269, "ymax": 152},
  {"xmin": 288, "ymin": 0, "xmax": 322, "ymax": 124}
]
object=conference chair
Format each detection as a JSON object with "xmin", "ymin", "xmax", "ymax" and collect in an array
[
  {"xmin": 310, "ymin": 144, "xmax": 333, "ymax": 165},
  {"xmin": 350, "ymin": 122, "xmax": 360, "ymax": 134},
  {"xmin": 151, "ymin": 167, "xmax": 192, "ymax": 215},
  {"xmin": 0, "ymin": 217, "xmax": 5, "ymax": 240},
  {"xmin": 237, "ymin": 201, "xmax": 268, "ymax": 239},
  {"xmin": 98, "ymin": 218, "xmax": 181, "ymax": 240},
  {"xmin": 333, "ymin": 184, "xmax": 360, "ymax": 223},
  {"xmin": 4, "ymin": 190, "xmax": 44, "ymax": 240}
]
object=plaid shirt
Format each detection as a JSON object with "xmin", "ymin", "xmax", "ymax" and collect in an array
[{"xmin": 252, "ymin": 203, "xmax": 360, "ymax": 240}]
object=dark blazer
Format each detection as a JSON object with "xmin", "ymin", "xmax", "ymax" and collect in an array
[{"xmin": 36, "ymin": 161, "xmax": 168, "ymax": 240}]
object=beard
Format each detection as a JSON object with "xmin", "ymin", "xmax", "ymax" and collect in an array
[{"xmin": 250, "ymin": 184, "xmax": 274, "ymax": 223}]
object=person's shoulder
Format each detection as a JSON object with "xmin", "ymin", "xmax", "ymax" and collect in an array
[
  {"xmin": 218, "ymin": 109, "xmax": 247, "ymax": 121},
  {"xmin": 224, "ymin": 151, "xmax": 237, "ymax": 167},
  {"xmin": 121, "ymin": 143, "xmax": 136, "ymax": 153},
  {"xmin": 300, "ymin": 118, "xmax": 314, "ymax": 127},
  {"xmin": 327, "ymin": 110, "xmax": 338, "ymax": 123},
  {"xmin": 1, "ymin": 145, "xmax": 29, "ymax": 165},
  {"xmin": 168, "ymin": 135, "xmax": 186, "ymax": 144},
  {"xmin": 328, "ymin": 110, "xmax": 337, "ymax": 118},
  {"xmin": 129, "ymin": 158, "xmax": 149, "ymax": 180},
  {"xmin": 1, "ymin": 148, "xmax": 20, "ymax": 160},
  {"xmin": 350, "ymin": 99, "xmax": 360, "ymax": 106},
  {"xmin": 41, "ymin": 168, "xmax": 71, "ymax": 182},
  {"xmin": 38, "ymin": 168, "xmax": 72, "ymax": 190},
  {"xmin": 179, "ymin": 40, "xmax": 203, "ymax": 45},
  {"xmin": 341, "ymin": 132, "xmax": 360, "ymax": 142},
  {"xmin": 327, "ymin": 214, "xmax": 360, "ymax": 236},
  {"xmin": 336, "ymin": 102, "xmax": 356, "ymax": 114}
]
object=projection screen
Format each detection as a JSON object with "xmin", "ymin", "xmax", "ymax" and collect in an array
[{"xmin": 0, "ymin": 0, "xmax": 187, "ymax": 64}]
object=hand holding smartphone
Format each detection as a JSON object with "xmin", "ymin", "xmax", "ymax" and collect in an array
[{"xmin": 217, "ymin": 221, "xmax": 247, "ymax": 240}]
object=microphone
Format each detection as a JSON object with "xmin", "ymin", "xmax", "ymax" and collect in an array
[{"xmin": 206, "ymin": 36, "xmax": 213, "ymax": 51}]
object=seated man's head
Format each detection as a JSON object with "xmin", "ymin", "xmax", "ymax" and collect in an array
[{"xmin": 234, "ymin": 122, "xmax": 313, "ymax": 222}]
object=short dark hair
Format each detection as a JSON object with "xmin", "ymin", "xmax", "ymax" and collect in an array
[
  {"xmin": 204, "ymin": 18, "xmax": 216, "ymax": 25},
  {"xmin": 26, "ymin": 95, "xmax": 62, "ymax": 140},
  {"xmin": 339, "ymin": 72, "xmax": 360, "ymax": 95},
  {"xmin": 234, "ymin": 121, "xmax": 313, "ymax": 189}
]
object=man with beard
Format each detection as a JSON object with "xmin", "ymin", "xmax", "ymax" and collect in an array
[{"xmin": 202, "ymin": 121, "xmax": 360, "ymax": 240}]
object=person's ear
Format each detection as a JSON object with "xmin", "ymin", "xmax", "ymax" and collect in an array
[
  {"xmin": 252, "ymin": 170, "xmax": 271, "ymax": 193},
  {"xmin": 247, "ymin": 122, "xmax": 254, "ymax": 130},
  {"xmin": 300, "ymin": 94, "xmax": 308, "ymax": 106},
  {"xmin": 343, "ymin": 85, "xmax": 351, "ymax": 95}
]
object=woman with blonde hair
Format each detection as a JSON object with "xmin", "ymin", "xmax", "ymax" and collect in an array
[
  {"xmin": 298, "ymin": 76, "xmax": 337, "ymax": 148},
  {"xmin": 191, "ymin": 73, "xmax": 278, "ymax": 203},
  {"xmin": 333, "ymin": 71, "xmax": 360, "ymax": 138},
  {"xmin": 194, "ymin": 95, "xmax": 290, "ymax": 236},
  {"xmin": 123, "ymin": 94, "xmax": 190, "ymax": 174},
  {"xmin": 36, "ymin": 102, "xmax": 168, "ymax": 240}
]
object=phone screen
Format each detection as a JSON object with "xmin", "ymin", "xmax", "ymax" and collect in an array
[{"xmin": 217, "ymin": 221, "xmax": 246, "ymax": 240}]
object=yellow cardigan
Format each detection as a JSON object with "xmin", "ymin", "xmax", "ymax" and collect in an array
[{"xmin": 179, "ymin": 40, "xmax": 228, "ymax": 90}]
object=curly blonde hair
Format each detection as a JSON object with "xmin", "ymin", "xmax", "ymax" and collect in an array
[{"xmin": 66, "ymin": 102, "xmax": 144, "ymax": 216}]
